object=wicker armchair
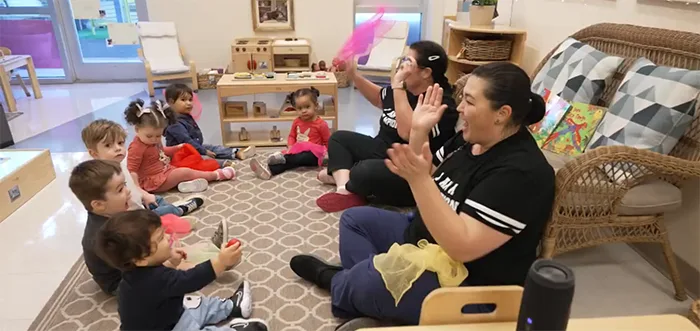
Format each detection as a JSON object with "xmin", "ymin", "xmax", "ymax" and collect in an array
[{"xmin": 535, "ymin": 23, "xmax": 700, "ymax": 301}]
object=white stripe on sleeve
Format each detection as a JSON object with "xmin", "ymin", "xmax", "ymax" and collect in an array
[
  {"xmin": 476, "ymin": 211, "xmax": 520, "ymax": 234},
  {"xmin": 436, "ymin": 147, "xmax": 445, "ymax": 162},
  {"xmin": 466, "ymin": 199, "xmax": 526, "ymax": 232}
]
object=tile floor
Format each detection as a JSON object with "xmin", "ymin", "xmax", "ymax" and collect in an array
[{"xmin": 0, "ymin": 82, "xmax": 695, "ymax": 330}]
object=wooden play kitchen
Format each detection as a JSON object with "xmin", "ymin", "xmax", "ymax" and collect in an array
[
  {"xmin": 230, "ymin": 37, "xmax": 312, "ymax": 73},
  {"xmin": 216, "ymin": 72, "xmax": 338, "ymax": 147}
]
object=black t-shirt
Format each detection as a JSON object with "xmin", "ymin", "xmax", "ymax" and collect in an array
[
  {"xmin": 82, "ymin": 212, "xmax": 122, "ymax": 294},
  {"xmin": 404, "ymin": 128, "xmax": 555, "ymax": 287},
  {"xmin": 375, "ymin": 86, "xmax": 459, "ymax": 154},
  {"xmin": 118, "ymin": 261, "xmax": 216, "ymax": 330}
]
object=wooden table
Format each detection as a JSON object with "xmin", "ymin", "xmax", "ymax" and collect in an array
[
  {"xmin": 0, "ymin": 55, "xmax": 43, "ymax": 112},
  {"xmin": 359, "ymin": 314, "xmax": 697, "ymax": 330},
  {"xmin": 216, "ymin": 73, "xmax": 339, "ymax": 147}
]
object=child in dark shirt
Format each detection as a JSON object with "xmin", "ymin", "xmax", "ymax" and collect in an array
[
  {"xmin": 95, "ymin": 209, "xmax": 266, "ymax": 331},
  {"xmin": 68, "ymin": 159, "xmax": 132, "ymax": 295}
]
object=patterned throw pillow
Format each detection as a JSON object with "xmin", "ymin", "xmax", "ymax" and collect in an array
[
  {"xmin": 532, "ymin": 38, "xmax": 624, "ymax": 105},
  {"xmin": 587, "ymin": 58, "xmax": 700, "ymax": 154}
]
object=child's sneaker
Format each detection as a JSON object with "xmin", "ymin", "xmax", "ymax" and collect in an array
[
  {"xmin": 178, "ymin": 178, "xmax": 208, "ymax": 193},
  {"xmin": 249, "ymin": 158, "xmax": 271, "ymax": 180},
  {"xmin": 211, "ymin": 219, "xmax": 229, "ymax": 248},
  {"xmin": 236, "ymin": 146, "xmax": 257, "ymax": 160},
  {"xmin": 229, "ymin": 318, "xmax": 268, "ymax": 331},
  {"xmin": 176, "ymin": 197, "xmax": 204, "ymax": 216},
  {"xmin": 222, "ymin": 160, "xmax": 236, "ymax": 168},
  {"xmin": 228, "ymin": 281, "xmax": 252, "ymax": 319},
  {"xmin": 267, "ymin": 152, "xmax": 286, "ymax": 166},
  {"xmin": 216, "ymin": 167, "xmax": 236, "ymax": 180}
]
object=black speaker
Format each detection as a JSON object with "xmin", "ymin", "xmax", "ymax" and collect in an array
[{"xmin": 516, "ymin": 259, "xmax": 575, "ymax": 331}]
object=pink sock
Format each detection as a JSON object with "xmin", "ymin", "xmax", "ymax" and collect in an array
[{"xmin": 216, "ymin": 167, "xmax": 236, "ymax": 180}]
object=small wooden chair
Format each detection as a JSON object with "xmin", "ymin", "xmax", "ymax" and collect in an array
[
  {"xmin": 420, "ymin": 286, "xmax": 523, "ymax": 325},
  {"xmin": 0, "ymin": 47, "xmax": 31, "ymax": 97}
]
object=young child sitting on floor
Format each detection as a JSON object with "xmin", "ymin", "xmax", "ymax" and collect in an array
[
  {"xmin": 125, "ymin": 99, "xmax": 236, "ymax": 194},
  {"xmin": 249, "ymin": 87, "xmax": 330, "ymax": 179},
  {"xmin": 68, "ymin": 160, "xmax": 135, "ymax": 295},
  {"xmin": 94, "ymin": 209, "xmax": 264, "ymax": 331},
  {"xmin": 81, "ymin": 119, "xmax": 203, "ymax": 216},
  {"xmin": 164, "ymin": 83, "xmax": 256, "ymax": 167}
]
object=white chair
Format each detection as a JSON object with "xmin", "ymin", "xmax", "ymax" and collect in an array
[
  {"xmin": 357, "ymin": 20, "xmax": 410, "ymax": 79},
  {"xmin": 136, "ymin": 22, "xmax": 198, "ymax": 97}
]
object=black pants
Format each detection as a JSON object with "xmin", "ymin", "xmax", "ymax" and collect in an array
[
  {"xmin": 327, "ymin": 131, "xmax": 415, "ymax": 207},
  {"xmin": 269, "ymin": 151, "xmax": 319, "ymax": 176}
]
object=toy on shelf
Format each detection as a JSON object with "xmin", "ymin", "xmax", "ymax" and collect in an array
[
  {"xmin": 319, "ymin": 60, "xmax": 328, "ymax": 71},
  {"xmin": 270, "ymin": 126, "xmax": 281, "ymax": 142},
  {"xmin": 280, "ymin": 101, "xmax": 296, "ymax": 117},
  {"xmin": 224, "ymin": 101, "xmax": 247, "ymax": 118},
  {"xmin": 253, "ymin": 101, "xmax": 267, "ymax": 117},
  {"xmin": 233, "ymin": 72, "xmax": 253, "ymax": 79},
  {"xmin": 239, "ymin": 127, "xmax": 250, "ymax": 141}
]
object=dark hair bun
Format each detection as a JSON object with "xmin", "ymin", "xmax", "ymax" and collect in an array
[
  {"xmin": 525, "ymin": 92, "xmax": 546, "ymax": 125},
  {"xmin": 124, "ymin": 99, "xmax": 146, "ymax": 125},
  {"xmin": 310, "ymin": 86, "xmax": 320, "ymax": 97}
]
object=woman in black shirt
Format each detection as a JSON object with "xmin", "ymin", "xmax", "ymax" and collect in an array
[
  {"xmin": 291, "ymin": 62, "xmax": 555, "ymax": 329},
  {"xmin": 316, "ymin": 40, "xmax": 459, "ymax": 212}
]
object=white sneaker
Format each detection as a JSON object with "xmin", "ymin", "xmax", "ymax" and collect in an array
[
  {"xmin": 249, "ymin": 158, "xmax": 271, "ymax": 180},
  {"xmin": 267, "ymin": 151, "xmax": 286, "ymax": 166},
  {"xmin": 177, "ymin": 178, "xmax": 208, "ymax": 193},
  {"xmin": 229, "ymin": 318, "xmax": 268, "ymax": 331}
]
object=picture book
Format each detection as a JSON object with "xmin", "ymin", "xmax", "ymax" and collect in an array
[
  {"xmin": 542, "ymin": 102, "xmax": 607, "ymax": 156},
  {"xmin": 529, "ymin": 89, "xmax": 572, "ymax": 148}
]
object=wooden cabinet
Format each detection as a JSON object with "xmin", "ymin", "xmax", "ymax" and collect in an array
[
  {"xmin": 230, "ymin": 38, "xmax": 274, "ymax": 73},
  {"xmin": 272, "ymin": 38, "xmax": 311, "ymax": 72}
]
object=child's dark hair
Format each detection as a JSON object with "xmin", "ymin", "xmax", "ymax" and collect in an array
[
  {"xmin": 124, "ymin": 99, "xmax": 176, "ymax": 129},
  {"xmin": 95, "ymin": 209, "xmax": 162, "ymax": 271},
  {"xmin": 69, "ymin": 159, "xmax": 123, "ymax": 211},
  {"xmin": 286, "ymin": 87, "xmax": 320, "ymax": 107},
  {"xmin": 164, "ymin": 83, "xmax": 193, "ymax": 104}
]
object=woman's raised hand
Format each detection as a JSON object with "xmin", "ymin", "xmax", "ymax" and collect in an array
[
  {"xmin": 385, "ymin": 142, "xmax": 433, "ymax": 184},
  {"xmin": 412, "ymin": 84, "xmax": 448, "ymax": 134}
]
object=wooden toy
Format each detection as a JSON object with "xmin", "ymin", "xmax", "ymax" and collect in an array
[
  {"xmin": 253, "ymin": 101, "xmax": 267, "ymax": 117},
  {"xmin": 270, "ymin": 126, "xmax": 281, "ymax": 141},
  {"xmin": 224, "ymin": 101, "xmax": 248, "ymax": 118},
  {"xmin": 239, "ymin": 127, "xmax": 250, "ymax": 141}
]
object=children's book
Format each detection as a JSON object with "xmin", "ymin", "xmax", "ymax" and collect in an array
[
  {"xmin": 529, "ymin": 89, "xmax": 572, "ymax": 148},
  {"xmin": 542, "ymin": 102, "xmax": 607, "ymax": 156}
]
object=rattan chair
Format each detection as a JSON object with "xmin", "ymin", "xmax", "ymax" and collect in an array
[
  {"xmin": 535, "ymin": 23, "xmax": 700, "ymax": 301},
  {"xmin": 451, "ymin": 23, "xmax": 700, "ymax": 301}
]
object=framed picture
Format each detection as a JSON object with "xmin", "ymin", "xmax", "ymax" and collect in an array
[{"xmin": 252, "ymin": 0, "xmax": 294, "ymax": 32}]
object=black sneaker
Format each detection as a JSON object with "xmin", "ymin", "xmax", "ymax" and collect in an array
[
  {"xmin": 229, "ymin": 318, "xmax": 268, "ymax": 331},
  {"xmin": 228, "ymin": 280, "xmax": 252, "ymax": 319},
  {"xmin": 289, "ymin": 255, "xmax": 342, "ymax": 291},
  {"xmin": 211, "ymin": 219, "xmax": 229, "ymax": 248},
  {"xmin": 177, "ymin": 197, "xmax": 204, "ymax": 216}
]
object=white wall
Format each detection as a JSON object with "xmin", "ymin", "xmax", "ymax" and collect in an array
[{"xmin": 145, "ymin": 0, "xmax": 354, "ymax": 70}]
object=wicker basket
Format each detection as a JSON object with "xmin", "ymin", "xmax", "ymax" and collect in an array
[
  {"xmin": 690, "ymin": 300, "xmax": 700, "ymax": 327},
  {"xmin": 457, "ymin": 38, "xmax": 513, "ymax": 62},
  {"xmin": 335, "ymin": 71, "xmax": 350, "ymax": 88},
  {"xmin": 197, "ymin": 72, "xmax": 223, "ymax": 89}
]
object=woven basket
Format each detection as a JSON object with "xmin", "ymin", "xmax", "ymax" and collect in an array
[
  {"xmin": 458, "ymin": 38, "xmax": 513, "ymax": 62},
  {"xmin": 197, "ymin": 73, "xmax": 223, "ymax": 89},
  {"xmin": 690, "ymin": 300, "xmax": 700, "ymax": 327},
  {"xmin": 335, "ymin": 71, "xmax": 350, "ymax": 88}
]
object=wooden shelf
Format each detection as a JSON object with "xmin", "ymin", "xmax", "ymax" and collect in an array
[
  {"xmin": 223, "ymin": 129, "xmax": 288, "ymax": 148},
  {"xmin": 275, "ymin": 66, "xmax": 311, "ymax": 72},
  {"xmin": 222, "ymin": 114, "xmax": 337, "ymax": 123}
]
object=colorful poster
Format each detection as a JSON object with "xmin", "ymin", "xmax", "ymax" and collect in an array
[
  {"xmin": 529, "ymin": 89, "xmax": 572, "ymax": 148},
  {"xmin": 542, "ymin": 102, "xmax": 607, "ymax": 156}
]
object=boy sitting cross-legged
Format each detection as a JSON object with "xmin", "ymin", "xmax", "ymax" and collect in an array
[
  {"xmin": 95, "ymin": 209, "xmax": 264, "ymax": 331},
  {"xmin": 81, "ymin": 119, "xmax": 203, "ymax": 216}
]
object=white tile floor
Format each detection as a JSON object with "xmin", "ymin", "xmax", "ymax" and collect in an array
[{"xmin": 0, "ymin": 82, "xmax": 695, "ymax": 330}]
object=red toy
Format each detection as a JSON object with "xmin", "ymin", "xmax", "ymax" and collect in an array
[
  {"xmin": 171, "ymin": 143, "xmax": 220, "ymax": 171},
  {"xmin": 226, "ymin": 238, "xmax": 241, "ymax": 248}
]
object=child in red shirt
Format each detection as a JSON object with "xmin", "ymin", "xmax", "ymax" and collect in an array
[{"xmin": 250, "ymin": 87, "xmax": 330, "ymax": 179}]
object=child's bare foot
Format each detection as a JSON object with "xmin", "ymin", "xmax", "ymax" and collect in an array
[
  {"xmin": 178, "ymin": 178, "xmax": 208, "ymax": 193},
  {"xmin": 216, "ymin": 167, "xmax": 236, "ymax": 180},
  {"xmin": 250, "ymin": 158, "xmax": 272, "ymax": 180},
  {"xmin": 267, "ymin": 152, "xmax": 285, "ymax": 165},
  {"xmin": 236, "ymin": 146, "xmax": 257, "ymax": 160},
  {"xmin": 317, "ymin": 168, "xmax": 335, "ymax": 185}
]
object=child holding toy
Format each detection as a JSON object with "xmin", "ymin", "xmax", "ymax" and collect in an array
[
  {"xmin": 249, "ymin": 87, "xmax": 330, "ymax": 180},
  {"xmin": 95, "ymin": 209, "xmax": 262, "ymax": 331},
  {"xmin": 164, "ymin": 83, "xmax": 256, "ymax": 167},
  {"xmin": 81, "ymin": 119, "xmax": 203, "ymax": 216},
  {"xmin": 125, "ymin": 99, "xmax": 236, "ymax": 193}
]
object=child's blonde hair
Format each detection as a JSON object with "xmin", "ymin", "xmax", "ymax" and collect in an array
[{"xmin": 81, "ymin": 119, "xmax": 127, "ymax": 150}]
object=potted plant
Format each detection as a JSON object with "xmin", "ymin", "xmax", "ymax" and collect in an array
[{"xmin": 470, "ymin": 0, "xmax": 497, "ymax": 26}]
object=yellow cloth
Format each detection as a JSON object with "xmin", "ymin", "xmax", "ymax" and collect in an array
[{"xmin": 373, "ymin": 239, "xmax": 468, "ymax": 306}]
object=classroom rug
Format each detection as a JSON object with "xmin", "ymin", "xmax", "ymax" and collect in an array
[{"xmin": 29, "ymin": 159, "xmax": 344, "ymax": 331}]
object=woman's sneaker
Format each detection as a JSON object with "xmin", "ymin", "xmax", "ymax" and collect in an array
[
  {"xmin": 178, "ymin": 178, "xmax": 208, "ymax": 193},
  {"xmin": 229, "ymin": 318, "xmax": 268, "ymax": 331},
  {"xmin": 211, "ymin": 219, "xmax": 229, "ymax": 248},
  {"xmin": 267, "ymin": 152, "xmax": 286, "ymax": 165},
  {"xmin": 228, "ymin": 281, "xmax": 252, "ymax": 319},
  {"xmin": 249, "ymin": 158, "xmax": 271, "ymax": 180}
]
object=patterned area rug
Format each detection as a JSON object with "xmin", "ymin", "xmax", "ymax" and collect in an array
[{"xmin": 29, "ymin": 160, "xmax": 344, "ymax": 331}]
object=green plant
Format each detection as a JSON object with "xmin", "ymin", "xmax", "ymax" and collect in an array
[{"xmin": 472, "ymin": 0, "xmax": 497, "ymax": 5}]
